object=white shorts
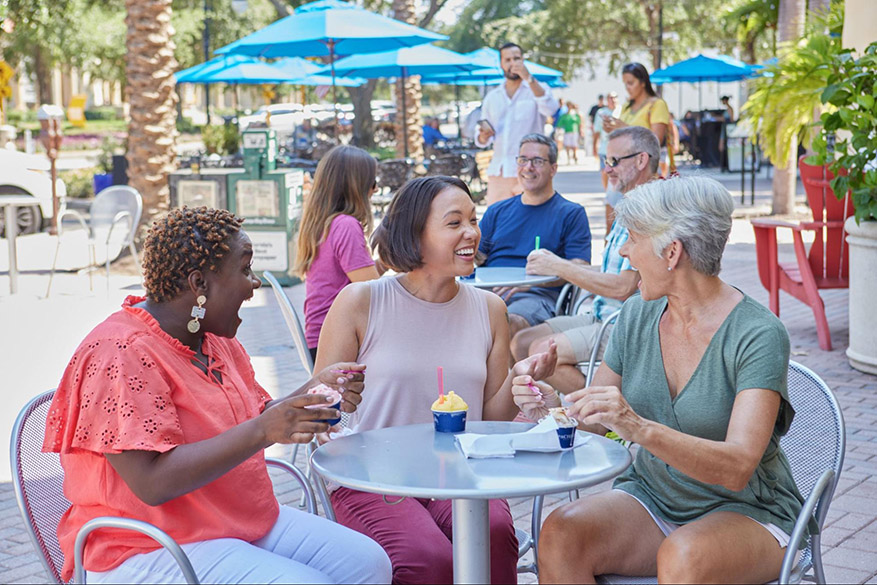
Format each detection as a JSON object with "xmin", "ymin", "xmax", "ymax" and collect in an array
[
  {"xmin": 87, "ymin": 505, "xmax": 391, "ymax": 584},
  {"xmin": 615, "ymin": 489, "xmax": 794, "ymax": 549},
  {"xmin": 563, "ymin": 133, "xmax": 579, "ymax": 148}
]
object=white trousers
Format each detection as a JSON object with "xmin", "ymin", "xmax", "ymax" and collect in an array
[{"xmin": 87, "ymin": 505, "xmax": 392, "ymax": 584}]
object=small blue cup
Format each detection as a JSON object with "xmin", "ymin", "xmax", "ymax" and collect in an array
[
  {"xmin": 556, "ymin": 424, "xmax": 577, "ymax": 449},
  {"xmin": 324, "ymin": 401, "xmax": 342, "ymax": 426},
  {"xmin": 433, "ymin": 410, "xmax": 467, "ymax": 433}
]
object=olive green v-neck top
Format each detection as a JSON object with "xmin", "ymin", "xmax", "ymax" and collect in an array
[{"xmin": 604, "ymin": 293, "xmax": 808, "ymax": 537}]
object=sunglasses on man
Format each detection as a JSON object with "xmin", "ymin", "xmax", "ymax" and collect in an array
[{"xmin": 604, "ymin": 151, "xmax": 650, "ymax": 168}]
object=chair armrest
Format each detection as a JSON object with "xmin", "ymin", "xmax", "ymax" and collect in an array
[
  {"xmin": 779, "ymin": 469, "xmax": 835, "ymax": 584},
  {"xmin": 104, "ymin": 211, "xmax": 133, "ymax": 246},
  {"xmin": 797, "ymin": 220, "xmax": 847, "ymax": 230},
  {"xmin": 751, "ymin": 218, "xmax": 804, "ymax": 231},
  {"xmin": 307, "ymin": 439, "xmax": 336, "ymax": 522},
  {"xmin": 585, "ymin": 309, "xmax": 622, "ymax": 386},
  {"xmin": 265, "ymin": 457, "xmax": 317, "ymax": 515},
  {"xmin": 74, "ymin": 516, "xmax": 199, "ymax": 584},
  {"xmin": 56, "ymin": 209, "xmax": 89, "ymax": 237}
]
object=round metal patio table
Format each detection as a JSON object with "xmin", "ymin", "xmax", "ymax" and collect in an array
[
  {"xmin": 310, "ymin": 421, "xmax": 632, "ymax": 584},
  {"xmin": 459, "ymin": 266, "xmax": 556, "ymax": 289}
]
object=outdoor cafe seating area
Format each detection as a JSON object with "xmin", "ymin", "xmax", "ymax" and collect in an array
[{"xmin": 5, "ymin": 0, "xmax": 877, "ymax": 583}]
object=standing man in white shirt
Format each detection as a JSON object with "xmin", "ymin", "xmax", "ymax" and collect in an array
[{"xmin": 476, "ymin": 42, "xmax": 560, "ymax": 206}]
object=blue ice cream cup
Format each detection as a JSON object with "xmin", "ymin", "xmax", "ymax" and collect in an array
[
  {"xmin": 432, "ymin": 409, "xmax": 467, "ymax": 433},
  {"xmin": 323, "ymin": 401, "xmax": 342, "ymax": 426},
  {"xmin": 305, "ymin": 389, "xmax": 343, "ymax": 425},
  {"xmin": 556, "ymin": 420, "xmax": 578, "ymax": 449}
]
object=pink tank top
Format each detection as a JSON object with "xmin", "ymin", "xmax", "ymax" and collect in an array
[{"xmin": 351, "ymin": 276, "xmax": 493, "ymax": 432}]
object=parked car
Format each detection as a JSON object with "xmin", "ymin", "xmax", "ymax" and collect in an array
[
  {"xmin": 238, "ymin": 103, "xmax": 305, "ymax": 139},
  {"xmin": 0, "ymin": 149, "xmax": 67, "ymax": 237}
]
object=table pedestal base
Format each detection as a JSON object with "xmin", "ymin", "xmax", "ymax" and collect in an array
[{"xmin": 452, "ymin": 499, "xmax": 490, "ymax": 584}]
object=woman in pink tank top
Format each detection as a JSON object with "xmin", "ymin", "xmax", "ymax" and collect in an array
[{"xmin": 317, "ymin": 176, "xmax": 557, "ymax": 585}]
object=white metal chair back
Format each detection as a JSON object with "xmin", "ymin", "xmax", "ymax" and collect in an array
[
  {"xmin": 777, "ymin": 361, "xmax": 845, "ymax": 583},
  {"xmin": 46, "ymin": 186, "xmax": 142, "ymax": 297},
  {"xmin": 263, "ymin": 271, "xmax": 314, "ymax": 374},
  {"xmin": 90, "ymin": 186, "xmax": 142, "ymax": 258},
  {"xmin": 10, "ymin": 390, "xmax": 69, "ymax": 583}
]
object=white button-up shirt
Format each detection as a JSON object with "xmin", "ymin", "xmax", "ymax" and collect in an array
[{"xmin": 475, "ymin": 81, "xmax": 559, "ymax": 178}]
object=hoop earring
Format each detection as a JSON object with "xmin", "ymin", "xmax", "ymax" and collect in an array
[{"xmin": 187, "ymin": 295, "xmax": 207, "ymax": 333}]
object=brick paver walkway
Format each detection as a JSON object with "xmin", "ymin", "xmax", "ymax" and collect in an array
[{"xmin": 1, "ymin": 161, "xmax": 875, "ymax": 583}]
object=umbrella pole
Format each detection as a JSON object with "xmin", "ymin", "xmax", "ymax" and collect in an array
[
  {"xmin": 329, "ymin": 39, "xmax": 339, "ymax": 144},
  {"xmin": 401, "ymin": 68, "xmax": 408, "ymax": 158},
  {"xmin": 456, "ymin": 82, "xmax": 462, "ymax": 139}
]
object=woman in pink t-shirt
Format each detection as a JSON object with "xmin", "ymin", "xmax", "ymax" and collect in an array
[{"xmin": 296, "ymin": 145, "xmax": 381, "ymax": 361}]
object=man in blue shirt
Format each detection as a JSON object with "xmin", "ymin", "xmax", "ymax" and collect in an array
[
  {"xmin": 512, "ymin": 126, "xmax": 659, "ymax": 393},
  {"xmin": 422, "ymin": 117, "xmax": 447, "ymax": 148},
  {"xmin": 478, "ymin": 133, "xmax": 592, "ymax": 345}
]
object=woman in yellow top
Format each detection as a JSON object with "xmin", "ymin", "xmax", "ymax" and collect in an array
[{"xmin": 604, "ymin": 62, "xmax": 671, "ymax": 177}]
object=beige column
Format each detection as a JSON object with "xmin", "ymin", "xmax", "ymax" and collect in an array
[{"xmin": 842, "ymin": 0, "xmax": 877, "ymax": 53}]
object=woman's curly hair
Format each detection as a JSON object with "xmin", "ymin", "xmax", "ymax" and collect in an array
[{"xmin": 142, "ymin": 207, "xmax": 244, "ymax": 302}]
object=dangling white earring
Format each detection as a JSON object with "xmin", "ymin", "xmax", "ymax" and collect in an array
[{"xmin": 187, "ymin": 295, "xmax": 207, "ymax": 333}]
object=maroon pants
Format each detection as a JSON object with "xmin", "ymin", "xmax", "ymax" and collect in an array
[{"xmin": 331, "ymin": 487, "xmax": 518, "ymax": 585}]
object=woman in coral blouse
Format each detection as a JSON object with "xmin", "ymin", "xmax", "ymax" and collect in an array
[{"xmin": 44, "ymin": 207, "xmax": 391, "ymax": 584}]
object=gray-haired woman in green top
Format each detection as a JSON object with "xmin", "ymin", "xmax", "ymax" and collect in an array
[{"xmin": 511, "ymin": 176, "xmax": 807, "ymax": 583}]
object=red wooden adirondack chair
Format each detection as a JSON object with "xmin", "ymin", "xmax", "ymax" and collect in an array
[{"xmin": 752, "ymin": 156, "xmax": 855, "ymax": 351}]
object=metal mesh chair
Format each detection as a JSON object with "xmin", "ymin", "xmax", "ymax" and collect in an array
[
  {"xmin": 11, "ymin": 390, "xmax": 317, "ymax": 584},
  {"xmin": 263, "ymin": 271, "xmax": 314, "ymax": 375},
  {"xmin": 46, "ymin": 186, "xmax": 142, "ymax": 296},
  {"xmin": 594, "ymin": 361, "xmax": 846, "ymax": 585},
  {"xmin": 263, "ymin": 270, "xmax": 316, "ymax": 492}
]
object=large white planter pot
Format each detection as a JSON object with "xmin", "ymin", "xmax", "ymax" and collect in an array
[{"xmin": 845, "ymin": 217, "xmax": 877, "ymax": 375}]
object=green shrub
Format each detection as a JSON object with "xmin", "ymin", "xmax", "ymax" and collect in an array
[
  {"xmin": 96, "ymin": 136, "xmax": 122, "ymax": 173},
  {"xmin": 201, "ymin": 124, "xmax": 240, "ymax": 155},
  {"xmin": 177, "ymin": 116, "xmax": 201, "ymax": 135},
  {"xmin": 60, "ymin": 168, "xmax": 97, "ymax": 199},
  {"xmin": 84, "ymin": 107, "xmax": 119, "ymax": 121},
  {"xmin": 6, "ymin": 110, "xmax": 37, "ymax": 125}
]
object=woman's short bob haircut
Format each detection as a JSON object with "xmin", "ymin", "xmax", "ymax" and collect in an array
[
  {"xmin": 614, "ymin": 176, "xmax": 734, "ymax": 277},
  {"xmin": 371, "ymin": 175, "xmax": 471, "ymax": 273}
]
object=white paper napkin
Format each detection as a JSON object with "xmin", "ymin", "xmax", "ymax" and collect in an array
[{"xmin": 454, "ymin": 417, "xmax": 590, "ymax": 459}]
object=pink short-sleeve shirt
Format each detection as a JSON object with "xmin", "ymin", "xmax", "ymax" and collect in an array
[
  {"xmin": 304, "ymin": 214, "xmax": 375, "ymax": 347},
  {"xmin": 43, "ymin": 296, "xmax": 277, "ymax": 581}
]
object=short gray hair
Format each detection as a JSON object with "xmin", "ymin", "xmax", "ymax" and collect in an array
[
  {"xmin": 519, "ymin": 133, "xmax": 557, "ymax": 164},
  {"xmin": 614, "ymin": 176, "xmax": 734, "ymax": 276},
  {"xmin": 608, "ymin": 126, "xmax": 659, "ymax": 174}
]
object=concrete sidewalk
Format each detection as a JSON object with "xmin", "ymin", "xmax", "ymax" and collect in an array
[{"xmin": 1, "ymin": 161, "xmax": 875, "ymax": 583}]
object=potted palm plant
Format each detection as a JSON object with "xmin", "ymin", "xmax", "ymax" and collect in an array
[{"xmin": 809, "ymin": 41, "xmax": 877, "ymax": 375}]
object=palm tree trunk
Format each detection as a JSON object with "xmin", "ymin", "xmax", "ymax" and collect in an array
[
  {"xmin": 125, "ymin": 0, "xmax": 179, "ymax": 228},
  {"xmin": 392, "ymin": 0, "xmax": 423, "ymax": 162},
  {"xmin": 347, "ymin": 80, "xmax": 378, "ymax": 149},
  {"xmin": 771, "ymin": 0, "xmax": 806, "ymax": 215}
]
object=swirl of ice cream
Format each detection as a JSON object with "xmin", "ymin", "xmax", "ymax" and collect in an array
[
  {"xmin": 305, "ymin": 384, "xmax": 342, "ymax": 408},
  {"xmin": 431, "ymin": 391, "xmax": 468, "ymax": 412}
]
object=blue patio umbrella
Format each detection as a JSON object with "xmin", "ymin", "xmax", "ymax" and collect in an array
[
  {"xmin": 326, "ymin": 44, "xmax": 483, "ymax": 156},
  {"xmin": 651, "ymin": 54, "xmax": 759, "ymax": 111},
  {"xmin": 216, "ymin": 0, "xmax": 447, "ymax": 133},
  {"xmin": 185, "ymin": 61, "xmax": 296, "ymax": 85},
  {"xmin": 174, "ymin": 55, "xmax": 256, "ymax": 84},
  {"xmin": 270, "ymin": 57, "xmax": 364, "ymax": 87}
]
